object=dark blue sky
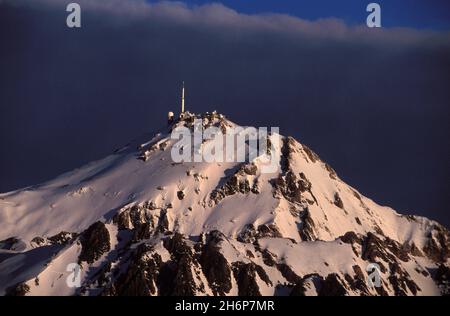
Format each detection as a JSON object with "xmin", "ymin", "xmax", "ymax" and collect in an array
[
  {"xmin": 148, "ymin": 0, "xmax": 450, "ymax": 29},
  {"xmin": 0, "ymin": 0, "xmax": 449, "ymax": 227}
]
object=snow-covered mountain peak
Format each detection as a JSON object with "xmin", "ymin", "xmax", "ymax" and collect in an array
[{"xmin": 0, "ymin": 112, "xmax": 448, "ymax": 296}]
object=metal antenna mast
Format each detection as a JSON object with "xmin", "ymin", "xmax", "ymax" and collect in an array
[{"xmin": 181, "ymin": 81, "xmax": 185, "ymax": 114}]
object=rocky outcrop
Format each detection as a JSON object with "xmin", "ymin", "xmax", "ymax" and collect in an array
[
  {"xmin": 199, "ymin": 231, "xmax": 232, "ymax": 296},
  {"xmin": 290, "ymin": 273, "xmax": 351, "ymax": 296},
  {"xmin": 298, "ymin": 208, "xmax": 317, "ymax": 241},
  {"xmin": 5, "ymin": 283, "xmax": 30, "ymax": 296},
  {"xmin": 0, "ymin": 237, "xmax": 20, "ymax": 250},
  {"xmin": 113, "ymin": 203, "xmax": 156, "ymax": 231},
  {"xmin": 237, "ymin": 224, "xmax": 282, "ymax": 243},
  {"xmin": 78, "ymin": 221, "xmax": 111, "ymax": 264},
  {"xmin": 109, "ymin": 244, "xmax": 162, "ymax": 296},
  {"xmin": 318, "ymin": 273, "xmax": 347, "ymax": 296},
  {"xmin": 209, "ymin": 163, "xmax": 259, "ymax": 206},
  {"xmin": 423, "ymin": 223, "xmax": 450, "ymax": 263},
  {"xmin": 271, "ymin": 144, "xmax": 318, "ymax": 209},
  {"xmin": 160, "ymin": 233, "xmax": 203, "ymax": 296},
  {"xmin": 333, "ymin": 192, "xmax": 344, "ymax": 209},
  {"xmin": 132, "ymin": 222, "xmax": 153, "ymax": 242},
  {"xmin": 30, "ymin": 236, "xmax": 46, "ymax": 247},
  {"xmin": 47, "ymin": 231, "xmax": 77, "ymax": 245},
  {"xmin": 289, "ymin": 282, "xmax": 307, "ymax": 296},
  {"xmin": 177, "ymin": 190, "xmax": 185, "ymax": 200},
  {"xmin": 433, "ymin": 264, "xmax": 450, "ymax": 296},
  {"xmin": 276, "ymin": 263, "xmax": 301, "ymax": 284},
  {"xmin": 388, "ymin": 262, "xmax": 420, "ymax": 296},
  {"xmin": 232, "ymin": 262, "xmax": 271, "ymax": 296},
  {"xmin": 344, "ymin": 265, "xmax": 370, "ymax": 295},
  {"xmin": 290, "ymin": 274, "xmax": 322, "ymax": 296},
  {"xmin": 301, "ymin": 144, "xmax": 320, "ymax": 164}
]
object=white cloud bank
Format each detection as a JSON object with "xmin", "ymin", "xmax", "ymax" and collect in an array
[{"xmin": 6, "ymin": 0, "xmax": 450, "ymax": 46}]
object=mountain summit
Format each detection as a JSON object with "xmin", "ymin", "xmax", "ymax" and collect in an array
[{"xmin": 0, "ymin": 112, "xmax": 448, "ymax": 296}]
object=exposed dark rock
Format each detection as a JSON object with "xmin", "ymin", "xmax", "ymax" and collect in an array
[
  {"xmin": 361, "ymin": 233, "xmax": 392, "ymax": 265},
  {"xmin": 352, "ymin": 190, "xmax": 361, "ymax": 200},
  {"xmin": 388, "ymin": 262, "xmax": 420, "ymax": 296},
  {"xmin": 343, "ymin": 266, "xmax": 370, "ymax": 295},
  {"xmin": 333, "ymin": 192, "xmax": 344, "ymax": 209},
  {"xmin": 279, "ymin": 136, "xmax": 295, "ymax": 173},
  {"xmin": 406, "ymin": 242, "xmax": 424, "ymax": 257},
  {"xmin": 209, "ymin": 165, "xmax": 258, "ymax": 206},
  {"xmin": 113, "ymin": 203, "xmax": 156, "ymax": 231},
  {"xmin": 384, "ymin": 237, "xmax": 410, "ymax": 262},
  {"xmin": 298, "ymin": 208, "xmax": 317, "ymax": 241},
  {"xmin": 302, "ymin": 144, "xmax": 319, "ymax": 163},
  {"xmin": 128, "ymin": 204, "xmax": 148, "ymax": 224},
  {"xmin": 155, "ymin": 209, "xmax": 169, "ymax": 233},
  {"xmin": 289, "ymin": 282, "xmax": 306, "ymax": 296},
  {"xmin": 199, "ymin": 231, "xmax": 232, "ymax": 296},
  {"xmin": 5, "ymin": 283, "xmax": 30, "ymax": 296},
  {"xmin": 0, "ymin": 237, "xmax": 20, "ymax": 250},
  {"xmin": 251, "ymin": 180, "xmax": 260, "ymax": 194},
  {"xmin": 146, "ymin": 201, "xmax": 158, "ymax": 210},
  {"xmin": 237, "ymin": 224, "xmax": 282, "ymax": 243},
  {"xmin": 257, "ymin": 224, "xmax": 282, "ymax": 238},
  {"xmin": 359, "ymin": 232, "xmax": 414, "ymax": 281},
  {"xmin": 237, "ymin": 224, "xmax": 258, "ymax": 243},
  {"xmin": 261, "ymin": 249, "xmax": 277, "ymax": 267},
  {"xmin": 276, "ymin": 263, "xmax": 301, "ymax": 284},
  {"xmin": 352, "ymin": 265, "xmax": 365, "ymax": 280},
  {"xmin": 31, "ymin": 236, "xmax": 46, "ymax": 247},
  {"xmin": 339, "ymin": 232, "xmax": 362, "ymax": 256},
  {"xmin": 270, "ymin": 169, "xmax": 318, "ymax": 209},
  {"xmin": 48, "ymin": 231, "xmax": 76, "ymax": 245},
  {"xmin": 96, "ymin": 262, "xmax": 112, "ymax": 287},
  {"xmin": 324, "ymin": 163, "xmax": 337, "ymax": 179},
  {"xmin": 169, "ymin": 255, "xmax": 198, "ymax": 296},
  {"xmin": 177, "ymin": 190, "xmax": 185, "ymax": 200},
  {"xmin": 271, "ymin": 171, "xmax": 302, "ymax": 204},
  {"xmin": 243, "ymin": 163, "xmax": 257, "ymax": 176},
  {"xmin": 415, "ymin": 267, "xmax": 429, "ymax": 277},
  {"xmin": 78, "ymin": 221, "xmax": 111, "ymax": 264},
  {"xmin": 113, "ymin": 209, "xmax": 132, "ymax": 230},
  {"xmin": 254, "ymin": 264, "xmax": 272, "ymax": 286},
  {"xmin": 422, "ymin": 224, "xmax": 450, "ymax": 263},
  {"xmin": 387, "ymin": 276, "xmax": 406, "ymax": 296},
  {"xmin": 374, "ymin": 225, "xmax": 384, "ymax": 236},
  {"xmin": 110, "ymin": 243, "xmax": 161, "ymax": 296},
  {"xmin": 340, "ymin": 231, "xmax": 362, "ymax": 245},
  {"xmin": 374, "ymin": 284, "xmax": 390, "ymax": 296},
  {"xmin": 160, "ymin": 233, "xmax": 199, "ymax": 296},
  {"xmin": 433, "ymin": 264, "xmax": 450, "ymax": 296},
  {"xmin": 163, "ymin": 233, "xmax": 190, "ymax": 260},
  {"xmin": 290, "ymin": 274, "xmax": 323, "ymax": 296},
  {"xmin": 232, "ymin": 262, "xmax": 269, "ymax": 296},
  {"xmin": 298, "ymin": 173, "xmax": 312, "ymax": 192},
  {"xmin": 318, "ymin": 273, "xmax": 347, "ymax": 296},
  {"xmin": 133, "ymin": 222, "xmax": 153, "ymax": 241}
]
